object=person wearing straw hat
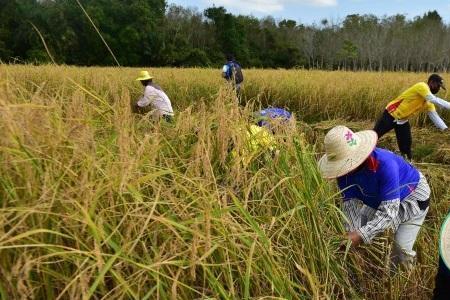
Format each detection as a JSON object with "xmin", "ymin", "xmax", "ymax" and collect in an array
[
  {"xmin": 134, "ymin": 70, "xmax": 174, "ymax": 122},
  {"xmin": 319, "ymin": 126, "xmax": 431, "ymax": 266},
  {"xmin": 432, "ymin": 211, "xmax": 450, "ymax": 299},
  {"xmin": 374, "ymin": 74, "xmax": 450, "ymax": 160}
]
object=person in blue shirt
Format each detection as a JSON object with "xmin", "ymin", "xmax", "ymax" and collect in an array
[
  {"xmin": 318, "ymin": 125, "xmax": 430, "ymax": 266},
  {"xmin": 222, "ymin": 54, "xmax": 244, "ymax": 96}
]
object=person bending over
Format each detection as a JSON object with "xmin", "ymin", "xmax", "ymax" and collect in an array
[
  {"xmin": 374, "ymin": 74, "xmax": 449, "ymax": 159},
  {"xmin": 134, "ymin": 70, "xmax": 174, "ymax": 122},
  {"xmin": 319, "ymin": 126, "xmax": 430, "ymax": 266}
]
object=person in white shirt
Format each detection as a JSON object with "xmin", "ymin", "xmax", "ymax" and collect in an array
[{"xmin": 134, "ymin": 70, "xmax": 174, "ymax": 122}]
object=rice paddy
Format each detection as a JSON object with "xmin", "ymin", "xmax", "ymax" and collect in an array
[{"xmin": 0, "ymin": 65, "xmax": 449, "ymax": 299}]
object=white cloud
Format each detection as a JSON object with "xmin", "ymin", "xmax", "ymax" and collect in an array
[
  {"xmin": 297, "ymin": 0, "xmax": 337, "ymax": 7},
  {"xmin": 209, "ymin": 0, "xmax": 283, "ymax": 13},
  {"xmin": 205, "ymin": 0, "xmax": 337, "ymax": 14}
]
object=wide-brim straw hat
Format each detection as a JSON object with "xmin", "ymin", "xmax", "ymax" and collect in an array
[
  {"xmin": 440, "ymin": 213, "xmax": 450, "ymax": 270},
  {"xmin": 318, "ymin": 126, "xmax": 378, "ymax": 179},
  {"xmin": 135, "ymin": 70, "xmax": 153, "ymax": 81}
]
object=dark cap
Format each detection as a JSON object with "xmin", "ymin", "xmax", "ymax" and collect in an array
[
  {"xmin": 428, "ymin": 73, "xmax": 446, "ymax": 90},
  {"xmin": 226, "ymin": 53, "xmax": 235, "ymax": 61}
]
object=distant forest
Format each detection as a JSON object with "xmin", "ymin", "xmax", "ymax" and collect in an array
[{"xmin": 2, "ymin": 0, "xmax": 450, "ymax": 71}]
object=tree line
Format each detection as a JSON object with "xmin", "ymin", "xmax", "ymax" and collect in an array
[{"xmin": 1, "ymin": 0, "xmax": 450, "ymax": 71}]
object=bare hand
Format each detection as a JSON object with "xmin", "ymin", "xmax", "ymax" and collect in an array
[{"xmin": 348, "ymin": 231, "xmax": 363, "ymax": 247}]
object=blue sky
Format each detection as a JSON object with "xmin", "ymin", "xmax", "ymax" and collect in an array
[{"xmin": 169, "ymin": 0, "xmax": 450, "ymax": 25}]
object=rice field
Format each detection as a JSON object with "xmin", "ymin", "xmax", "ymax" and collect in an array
[{"xmin": 0, "ymin": 65, "xmax": 449, "ymax": 299}]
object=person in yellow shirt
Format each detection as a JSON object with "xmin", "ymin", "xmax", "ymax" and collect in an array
[
  {"xmin": 241, "ymin": 124, "xmax": 276, "ymax": 165},
  {"xmin": 374, "ymin": 74, "xmax": 450, "ymax": 159},
  {"xmin": 230, "ymin": 124, "xmax": 275, "ymax": 166},
  {"xmin": 232, "ymin": 107, "xmax": 293, "ymax": 166}
]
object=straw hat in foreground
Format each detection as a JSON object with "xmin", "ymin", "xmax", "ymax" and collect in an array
[
  {"xmin": 318, "ymin": 125, "xmax": 378, "ymax": 179},
  {"xmin": 440, "ymin": 213, "xmax": 450, "ymax": 270}
]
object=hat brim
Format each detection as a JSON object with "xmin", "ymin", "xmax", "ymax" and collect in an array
[
  {"xmin": 318, "ymin": 130, "xmax": 378, "ymax": 179},
  {"xmin": 440, "ymin": 213, "xmax": 450, "ymax": 270},
  {"xmin": 135, "ymin": 76, "xmax": 153, "ymax": 81}
]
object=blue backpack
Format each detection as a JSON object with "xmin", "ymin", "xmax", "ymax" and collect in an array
[
  {"xmin": 225, "ymin": 61, "xmax": 244, "ymax": 84},
  {"xmin": 257, "ymin": 108, "xmax": 292, "ymax": 127}
]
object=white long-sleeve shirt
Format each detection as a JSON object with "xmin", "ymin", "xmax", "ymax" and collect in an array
[
  {"xmin": 137, "ymin": 85, "xmax": 174, "ymax": 116},
  {"xmin": 428, "ymin": 111, "xmax": 448, "ymax": 130},
  {"xmin": 425, "ymin": 94, "xmax": 450, "ymax": 110},
  {"xmin": 425, "ymin": 94, "xmax": 449, "ymax": 130}
]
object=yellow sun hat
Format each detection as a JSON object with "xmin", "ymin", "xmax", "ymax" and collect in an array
[{"xmin": 135, "ymin": 70, "xmax": 153, "ymax": 81}]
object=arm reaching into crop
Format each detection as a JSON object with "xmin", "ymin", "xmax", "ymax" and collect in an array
[
  {"xmin": 356, "ymin": 160, "xmax": 403, "ymax": 244},
  {"xmin": 425, "ymin": 98, "xmax": 449, "ymax": 130},
  {"xmin": 426, "ymin": 94, "xmax": 450, "ymax": 110},
  {"xmin": 357, "ymin": 199, "xmax": 400, "ymax": 244},
  {"xmin": 137, "ymin": 86, "xmax": 157, "ymax": 108},
  {"xmin": 428, "ymin": 110, "xmax": 448, "ymax": 131},
  {"xmin": 342, "ymin": 199, "xmax": 362, "ymax": 232}
]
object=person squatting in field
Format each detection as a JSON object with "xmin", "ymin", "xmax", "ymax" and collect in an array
[
  {"xmin": 133, "ymin": 70, "xmax": 174, "ymax": 122},
  {"xmin": 232, "ymin": 107, "xmax": 292, "ymax": 166},
  {"xmin": 374, "ymin": 74, "xmax": 450, "ymax": 160},
  {"xmin": 222, "ymin": 54, "xmax": 244, "ymax": 97},
  {"xmin": 319, "ymin": 126, "xmax": 430, "ymax": 266},
  {"xmin": 256, "ymin": 107, "xmax": 292, "ymax": 132}
]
